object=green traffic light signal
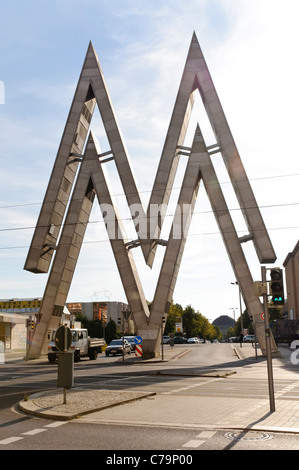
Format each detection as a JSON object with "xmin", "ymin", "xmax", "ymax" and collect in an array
[{"xmin": 270, "ymin": 268, "xmax": 284, "ymax": 305}]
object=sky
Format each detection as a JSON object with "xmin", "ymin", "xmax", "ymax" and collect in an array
[{"xmin": 0, "ymin": 0, "xmax": 298, "ymax": 323}]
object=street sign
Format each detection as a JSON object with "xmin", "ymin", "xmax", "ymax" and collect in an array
[
  {"xmin": 134, "ymin": 336, "xmax": 143, "ymax": 345},
  {"xmin": 135, "ymin": 344, "xmax": 142, "ymax": 357},
  {"xmin": 54, "ymin": 325, "xmax": 72, "ymax": 352},
  {"xmin": 261, "ymin": 312, "xmax": 265, "ymax": 321}
]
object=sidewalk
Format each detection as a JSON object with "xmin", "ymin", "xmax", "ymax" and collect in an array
[{"xmin": 17, "ymin": 344, "xmax": 299, "ymax": 433}]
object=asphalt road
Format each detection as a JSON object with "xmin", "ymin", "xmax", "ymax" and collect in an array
[{"xmin": 1, "ymin": 343, "xmax": 299, "ymax": 452}]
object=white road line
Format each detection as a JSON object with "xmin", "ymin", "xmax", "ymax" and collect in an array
[
  {"xmin": 22, "ymin": 429, "xmax": 47, "ymax": 436},
  {"xmin": 0, "ymin": 437, "xmax": 24, "ymax": 445},
  {"xmin": 196, "ymin": 430, "xmax": 217, "ymax": 439},
  {"xmin": 182, "ymin": 430, "xmax": 218, "ymax": 448},
  {"xmin": 44, "ymin": 421, "xmax": 68, "ymax": 428},
  {"xmin": 162, "ymin": 378, "xmax": 219, "ymax": 395},
  {"xmin": 182, "ymin": 439, "xmax": 206, "ymax": 448}
]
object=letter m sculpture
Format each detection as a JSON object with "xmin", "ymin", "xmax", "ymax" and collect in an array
[{"xmin": 24, "ymin": 33, "xmax": 278, "ymax": 358}]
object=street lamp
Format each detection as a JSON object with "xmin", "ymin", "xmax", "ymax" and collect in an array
[
  {"xmin": 229, "ymin": 307, "xmax": 238, "ymax": 322},
  {"xmin": 231, "ymin": 281, "xmax": 244, "ymax": 334}
]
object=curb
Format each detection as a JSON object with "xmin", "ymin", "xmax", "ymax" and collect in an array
[
  {"xmin": 153, "ymin": 370, "xmax": 236, "ymax": 378},
  {"xmin": 18, "ymin": 390, "xmax": 157, "ymax": 421},
  {"xmin": 117, "ymin": 347, "xmax": 191, "ymax": 364}
]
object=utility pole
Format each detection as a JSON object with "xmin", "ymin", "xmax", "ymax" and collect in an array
[
  {"xmin": 261, "ymin": 266, "xmax": 275, "ymax": 412},
  {"xmin": 121, "ymin": 310, "xmax": 125, "ymax": 362},
  {"xmin": 231, "ymin": 281, "xmax": 244, "ymax": 335},
  {"xmin": 161, "ymin": 315, "xmax": 166, "ymax": 360}
]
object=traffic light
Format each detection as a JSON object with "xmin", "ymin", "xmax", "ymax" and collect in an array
[
  {"xmin": 270, "ymin": 268, "xmax": 284, "ymax": 305},
  {"xmin": 26, "ymin": 320, "xmax": 35, "ymax": 330}
]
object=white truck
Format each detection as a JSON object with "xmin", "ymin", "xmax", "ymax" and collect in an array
[{"xmin": 48, "ymin": 328, "xmax": 106, "ymax": 363}]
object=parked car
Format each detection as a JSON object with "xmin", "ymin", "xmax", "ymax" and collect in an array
[
  {"xmin": 229, "ymin": 336, "xmax": 240, "ymax": 343},
  {"xmin": 105, "ymin": 339, "xmax": 131, "ymax": 356},
  {"xmin": 244, "ymin": 335, "xmax": 256, "ymax": 343},
  {"xmin": 123, "ymin": 336, "xmax": 137, "ymax": 351},
  {"xmin": 163, "ymin": 336, "xmax": 170, "ymax": 344},
  {"xmin": 187, "ymin": 337, "xmax": 199, "ymax": 344},
  {"xmin": 173, "ymin": 336, "xmax": 188, "ymax": 344}
]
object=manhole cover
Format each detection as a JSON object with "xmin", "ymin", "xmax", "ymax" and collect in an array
[{"xmin": 225, "ymin": 431, "xmax": 272, "ymax": 441}]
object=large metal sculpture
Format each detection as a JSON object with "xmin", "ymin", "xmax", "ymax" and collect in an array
[{"xmin": 24, "ymin": 33, "xmax": 277, "ymax": 358}]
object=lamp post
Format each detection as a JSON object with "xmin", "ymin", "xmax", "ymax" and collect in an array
[
  {"xmin": 231, "ymin": 281, "xmax": 244, "ymax": 334},
  {"xmin": 161, "ymin": 315, "xmax": 166, "ymax": 360},
  {"xmin": 229, "ymin": 307, "xmax": 238, "ymax": 322}
]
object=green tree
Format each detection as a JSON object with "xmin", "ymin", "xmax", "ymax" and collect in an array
[
  {"xmin": 213, "ymin": 325, "xmax": 222, "ymax": 342},
  {"xmin": 235, "ymin": 310, "xmax": 253, "ymax": 335},
  {"xmin": 165, "ymin": 302, "xmax": 183, "ymax": 335},
  {"xmin": 226, "ymin": 327, "xmax": 235, "ymax": 341},
  {"xmin": 75, "ymin": 313, "xmax": 90, "ymax": 329},
  {"xmin": 197, "ymin": 314, "xmax": 211, "ymax": 339},
  {"xmin": 105, "ymin": 319, "xmax": 118, "ymax": 344},
  {"xmin": 182, "ymin": 305, "xmax": 199, "ymax": 337},
  {"xmin": 268, "ymin": 304, "xmax": 284, "ymax": 322}
]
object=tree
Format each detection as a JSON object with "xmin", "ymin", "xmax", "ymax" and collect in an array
[
  {"xmin": 105, "ymin": 319, "xmax": 118, "ymax": 344},
  {"xmin": 235, "ymin": 310, "xmax": 253, "ymax": 335},
  {"xmin": 75, "ymin": 313, "xmax": 90, "ymax": 330},
  {"xmin": 75, "ymin": 313, "xmax": 118, "ymax": 344},
  {"xmin": 268, "ymin": 303, "xmax": 284, "ymax": 323},
  {"xmin": 163, "ymin": 301, "xmax": 183, "ymax": 336},
  {"xmin": 213, "ymin": 325, "xmax": 222, "ymax": 342},
  {"xmin": 182, "ymin": 305, "xmax": 199, "ymax": 337}
]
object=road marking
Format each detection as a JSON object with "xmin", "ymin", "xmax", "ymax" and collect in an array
[
  {"xmin": 0, "ymin": 421, "xmax": 67, "ymax": 446},
  {"xmin": 182, "ymin": 430, "xmax": 218, "ymax": 448},
  {"xmin": 182, "ymin": 439, "xmax": 206, "ymax": 448},
  {"xmin": 0, "ymin": 437, "xmax": 24, "ymax": 445},
  {"xmin": 162, "ymin": 378, "xmax": 220, "ymax": 395},
  {"xmin": 276, "ymin": 382, "xmax": 298, "ymax": 398},
  {"xmin": 196, "ymin": 430, "xmax": 217, "ymax": 438},
  {"xmin": 22, "ymin": 428, "xmax": 47, "ymax": 436},
  {"xmin": 44, "ymin": 421, "xmax": 68, "ymax": 428}
]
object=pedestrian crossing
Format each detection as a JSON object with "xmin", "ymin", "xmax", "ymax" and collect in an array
[
  {"xmin": 182, "ymin": 430, "xmax": 218, "ymax": 449},
  {"xmin": 74, "ymin": 373, "xmax": 299, "ymax": 401}
]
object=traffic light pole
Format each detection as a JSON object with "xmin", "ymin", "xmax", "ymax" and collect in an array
[
  {"xmin": 261, "ymin": 266, "xmax": 275, "ymax": 412},
  {"xmin": 122, "ymin": 312, "xmax": 124, "ymax": 362},
  {"xmin": 161, "ymin": 316, "xmax": 166, "ymax": 361}
]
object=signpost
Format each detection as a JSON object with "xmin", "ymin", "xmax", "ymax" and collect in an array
[
  {"xmin": 54, "ymin": 325, "xmax": 72, "ymax": 352},
  {"xmin": 134, "ymin": 336, "xmax": 143, "ymax": 357},
  {"xmin": 161, "ymin": 315, "xmax": 166, "ymax": 361},
  {"xmin": 55, "ymin": 325, "xmax": 73, "ymax": 404},
  {"xmin": 261, "ymin": 266, "xmax": 275, "ymax": 412}
]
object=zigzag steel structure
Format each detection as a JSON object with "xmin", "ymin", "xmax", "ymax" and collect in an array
[{"xmin": 24, "ymin": 33, "xmax": 278, "ymax": 358}]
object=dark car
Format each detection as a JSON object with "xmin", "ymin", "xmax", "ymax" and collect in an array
[
  {"xmin": 105, "ymin": 339, "xmax": 131, "ymax": 356},
  {"xmin": 173, "ymin": 336, "xmax": 188, "ymax": 344},
  {"xmin": 123, "ymin": 336, "xmax": 137, "ymax": 351},
  {"xmin": 229, "ymin": 336, "xmax": 240, "ymax": 343}
]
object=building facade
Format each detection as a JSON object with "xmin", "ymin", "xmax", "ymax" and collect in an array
[
  {"xmin": 0, "ymin": 298, "xmax": 42, "ymax": 350},
  {"xmin": 283, "ymin": 240, "xmax": 299, "ymax": 319},
  {"xmin": 0, "ymin": 298, "xmax": 75, "ymax": 350},
  {"xmin": 66, "ymin": 301, "xmax": 135, "ymax": 334}
]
